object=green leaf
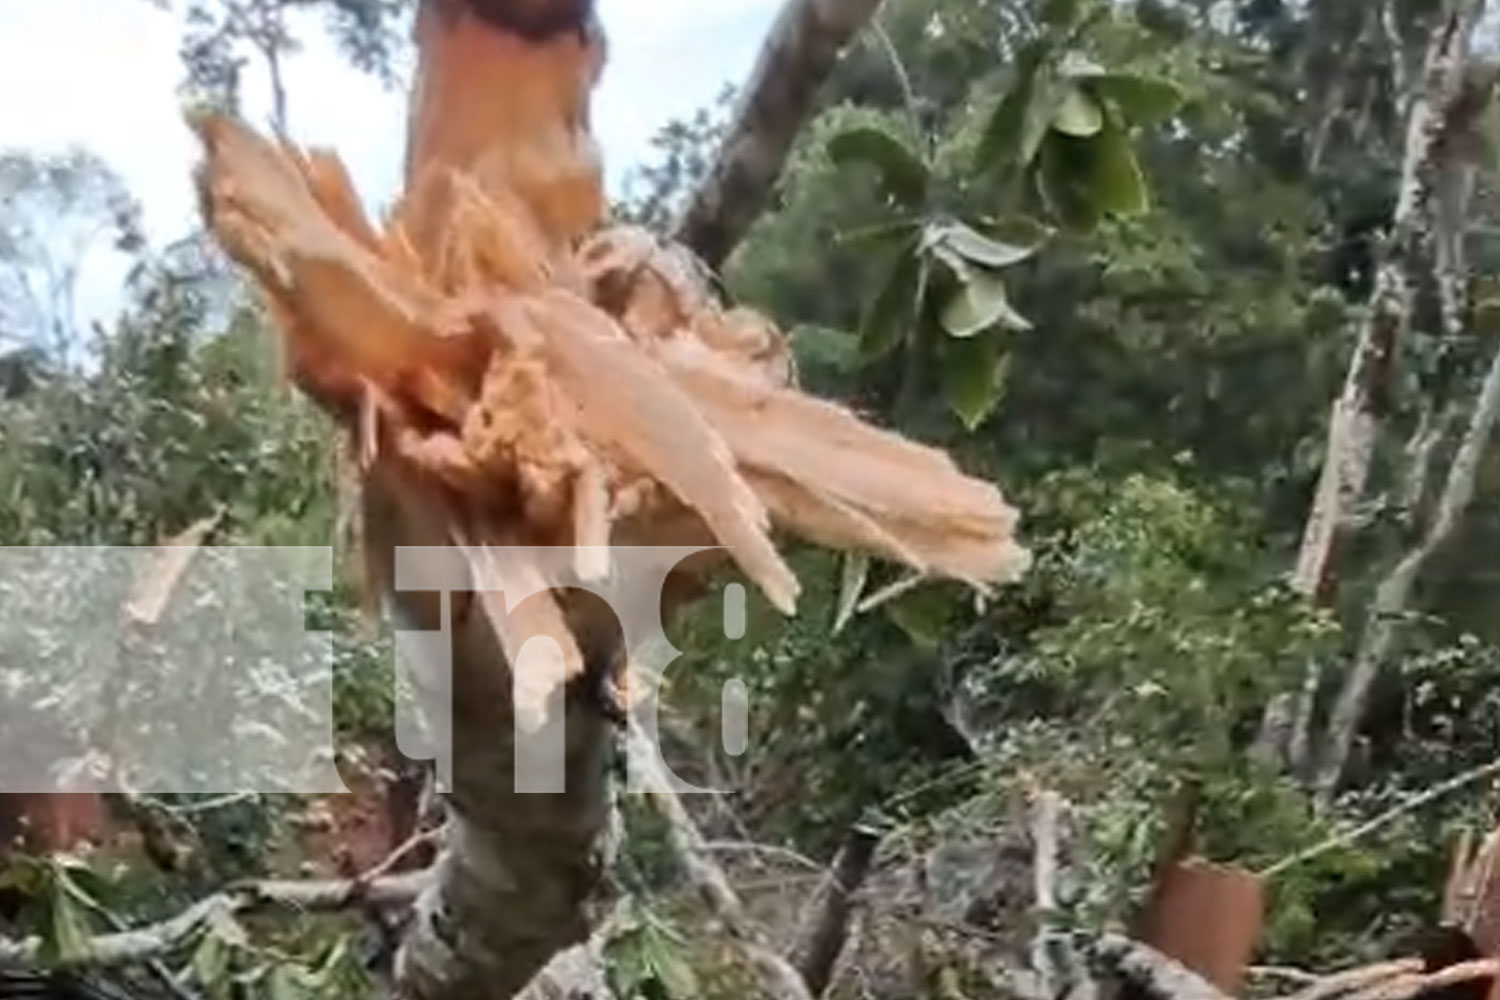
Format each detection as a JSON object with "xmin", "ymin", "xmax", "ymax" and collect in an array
[
  {"xmin": 0, "ymin": 858, "xmax": 45, "ymax": 894},
  {"xmin": 859, "ymin": 243, "xmax": 922, "ymax": 360},
  {"xmin": 265, "ymin": 965, "xmax": 304, "ymax": 1000},
  {"xmin": 1038, "ymin": 133, "xmax": 1101, "ymax": 230},
  {"xmin": 940, "ymin": 270, "xmax": 1032, "ymax": 338},
  {"xmin": 979, "ymin": 42, "xmax": 1053, "ymax": 168},
  {"xmin": 45, "ymin": 883, "xmax": 92, "ymax": 963},
  {"xmin": 885, "ymin": 586, "xmax": 956, "ymax": 649},
  {"xmin": 1086, "ymin": 73, "xmax": 1186, "ymax": 126},
  {"xmin": 1037, "ymin": 119, "xmax": 1148, "ymax": 230},
  {"xmin": 1052, "ymin": 85, "xmax": 1104, "ymax": 136},
  {"xmin": 651, "ymin": 948, "xmax": 700, "ymax": 1000},
  {"xmin": 1090, "ymin": 117, "xmax": 1150, "ymax": 216},
  {"xmin": 192, "ymin": 932, "xmax": 230, "ymax": 990},
  {"xmin": 944, "ymin": 336, "xmax": 1010, "ymax": 430},
  {"xmin": 924, "ymin": 219, "xmax": 1041, "ymax": 269},
  {"xmin": 827, "ymin": 126, "xmax": 930, "ymax": 207},
  {"xmin": 790, "ymin": 325, "xmax": 858, "ymax": 374}
]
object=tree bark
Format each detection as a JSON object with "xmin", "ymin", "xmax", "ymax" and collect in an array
[
  {"xmin": 673, "ymin": 0, "xmax": 885, "ymax": 269},
  {"xmin": 791, "ymin": 820, "xmax": 882, "ymax": 997},
  {"xmin": 366, "ymin": 465, "xmax": 620, "ymax": 1000},
  {"xmin": 1261, "ymin": 0, "xmax": 1479, "ymax": 775},
  {"xmin": 1313, "ymin": 329, "xmax": 1500, "ymax": 800},
  {"xmin": 1289, "ymin": 0, "xmax": 1477, "ymax": 605}
]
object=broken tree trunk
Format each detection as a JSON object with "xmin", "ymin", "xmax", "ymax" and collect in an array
[{"xmin": 191, "ymin": 1, "xmax": 1023, "ymax": 998}]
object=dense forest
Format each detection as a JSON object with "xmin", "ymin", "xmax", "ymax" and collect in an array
[{"xmin": 5, "ymin": 0, "xmax": 1500, "ymax": 997}]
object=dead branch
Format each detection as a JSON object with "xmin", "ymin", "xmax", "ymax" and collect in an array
[
  {"xmin": 790, "ymin": 818, "xmax": 882, "ymax": 997},
  {"xmin": 674, "ymin": 0, "xmax": 885, "ymax": 268},
  {"xmin": 1279, "ymin": 959, "xmax": 1425, "ymax": 1000},
  {"xmin": 625, "ymin": 722, "xmax": 814, "ymax": 1000},
  {"xmin": 0, "ymin": 870, "xmax": 430, "ymax": 969},
  {"xmin": 1264, "ymin": 757, "xmax": 1500, "ymax": 878},
  {"xmin": 1345, "ymin": 960, "xmax": 1500, "ymax": 1000}
]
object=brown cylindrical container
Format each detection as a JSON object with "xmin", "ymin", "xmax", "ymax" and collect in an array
[{"xmin": 1135, "ymin": 858, "xmax": 1265, "ymax": 995}]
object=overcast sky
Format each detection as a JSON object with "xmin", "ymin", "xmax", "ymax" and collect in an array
[{"xmin": 0, "ymin": 0, "xmax": 781, "ymax": 330}]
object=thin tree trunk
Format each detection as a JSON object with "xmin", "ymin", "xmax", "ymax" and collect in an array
[
  {"xmin": 673, "ymin": 0, "xmax": 885, "ymax": 268},
  {"xmin": 1260, "ymin": 0, "xmax": 1478, "ymax": 775},
  {"xmin": 1289, "ymin": 0, "xmax": 1476, "ymax": 604},
  {"xmin": 1314, "ymin": 292, "xmax": 1500, "ymax": 803}
]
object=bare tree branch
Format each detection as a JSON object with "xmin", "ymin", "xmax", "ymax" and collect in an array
[
  {"xmin": 625, "ymin": 722, "xmax": 814, "ymax": 1000},
  {"xmin": 1314, "ymin": 305, "xmax": 1500, "ymax": 796},
  {"xmin": 1289, "ymin": 0, "xmax": 1479, "ymax": 605},
  {"xmin": 0, "ymin": 871, "xmax": 430, "ymax": 969},
  {"xmin": 790, "ymin": 819, "xmax": 882, "ymax": 997},
  {"xmin": 674, "ymin": 0, "xmax": 885, "ymax": 267}
]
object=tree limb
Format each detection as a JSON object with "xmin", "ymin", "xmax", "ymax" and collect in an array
[
  {"xmin": 625, "ymin": 721, "xmax": 814, "ymax": 1000},
  {"xmin": 673, "ymin": 0, "xmax": 885, "ymax": 268},
  {"xmin": 790, "ymin": 819, "xmax": 882, "ymax": 997},
  {"xmin": 0, "ymin": 871, "xmax": 430, "ymax": 969},
  {"xmin": 1314, "ymin": 324, "xmax": 1500, "ymax": 798},
  {"xmin": 1289, "ymin": 0, "xmax": 1479, "ymax": 604}
]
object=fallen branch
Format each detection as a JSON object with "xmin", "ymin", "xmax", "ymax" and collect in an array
[
  {"xmin": 625, "ymin": 722, "xmax": 813, "ymax": 1000},
  {"xmin": 1280, "ymin": 959, "xmax": 1426, "ymax": 1000},
  {"xmin": 1345, "ymin": 960, "xmax": 1500, "ymax": 1000},
  {"xmin": 790, "ymin": 818, "xmax": 882, "ymax": 996},
  {"xmin": 0, "ymin": 870, "xmax": 429, "ymax": 969},
  {"xmin": 1262, "ymin": 757, "xmax": 1500, "ymax": 878}
]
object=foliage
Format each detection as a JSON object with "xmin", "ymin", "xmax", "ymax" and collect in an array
[{"xmin": 0, "ymin": 149, "xmax": 143, "ymax": 361}]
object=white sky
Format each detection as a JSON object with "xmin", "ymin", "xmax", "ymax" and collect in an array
[{"xmin": 0, "ymin": 0, "xmax": 782, "ymax": 331}]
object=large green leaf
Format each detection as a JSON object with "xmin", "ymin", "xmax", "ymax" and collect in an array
[
  {"xmin": 1052, "ymin": 85, "xmax": 1104, "ymax": 137},
  {"xmin": 1038, "ymin": 132, "xmax": 1102, "ymax": 231},
  {"xmin": 979, "ymin": 42, "xmax": 1054, "ymax": 169},
  {"xmin": 924, "ymin": 219, "xmax": 1042, "ymax": 269},
  {"xmin": 1086, "ymin": 73, "xmax": 1186, "ymax": 126},
  {"xmin": 1037, "ymin": 118, "xmax": 1148, "ymax": 229},
  {"xmin": 859, "ymin": 243, "xmax": 923, "ymax": 360},
  {"xmin": 827, "ymin": 126, "xmax": 930, "ymax": 207},
  {"xmin": 44, "ymin": 882, "xmax": 93, "ymax": 964},
  {"xmin": 943, "ymin": 334, "xmax": 1010, "ymax": 430},
  {"xmin": 940, "ymin": 269, "xmax": 1032, "ymax": 338},
  {"xmin": 1090, "ymin": 117, "xmax": 1150, "ymax": 215},
  {"xmin": 193, "ymin": 932, "xmax": 231, "ymax": 990}
]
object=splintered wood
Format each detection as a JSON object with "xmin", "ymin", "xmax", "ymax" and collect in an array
[{"xmin": 190, "ymin": 0, "xmax": 1027, "ymax": 723}]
